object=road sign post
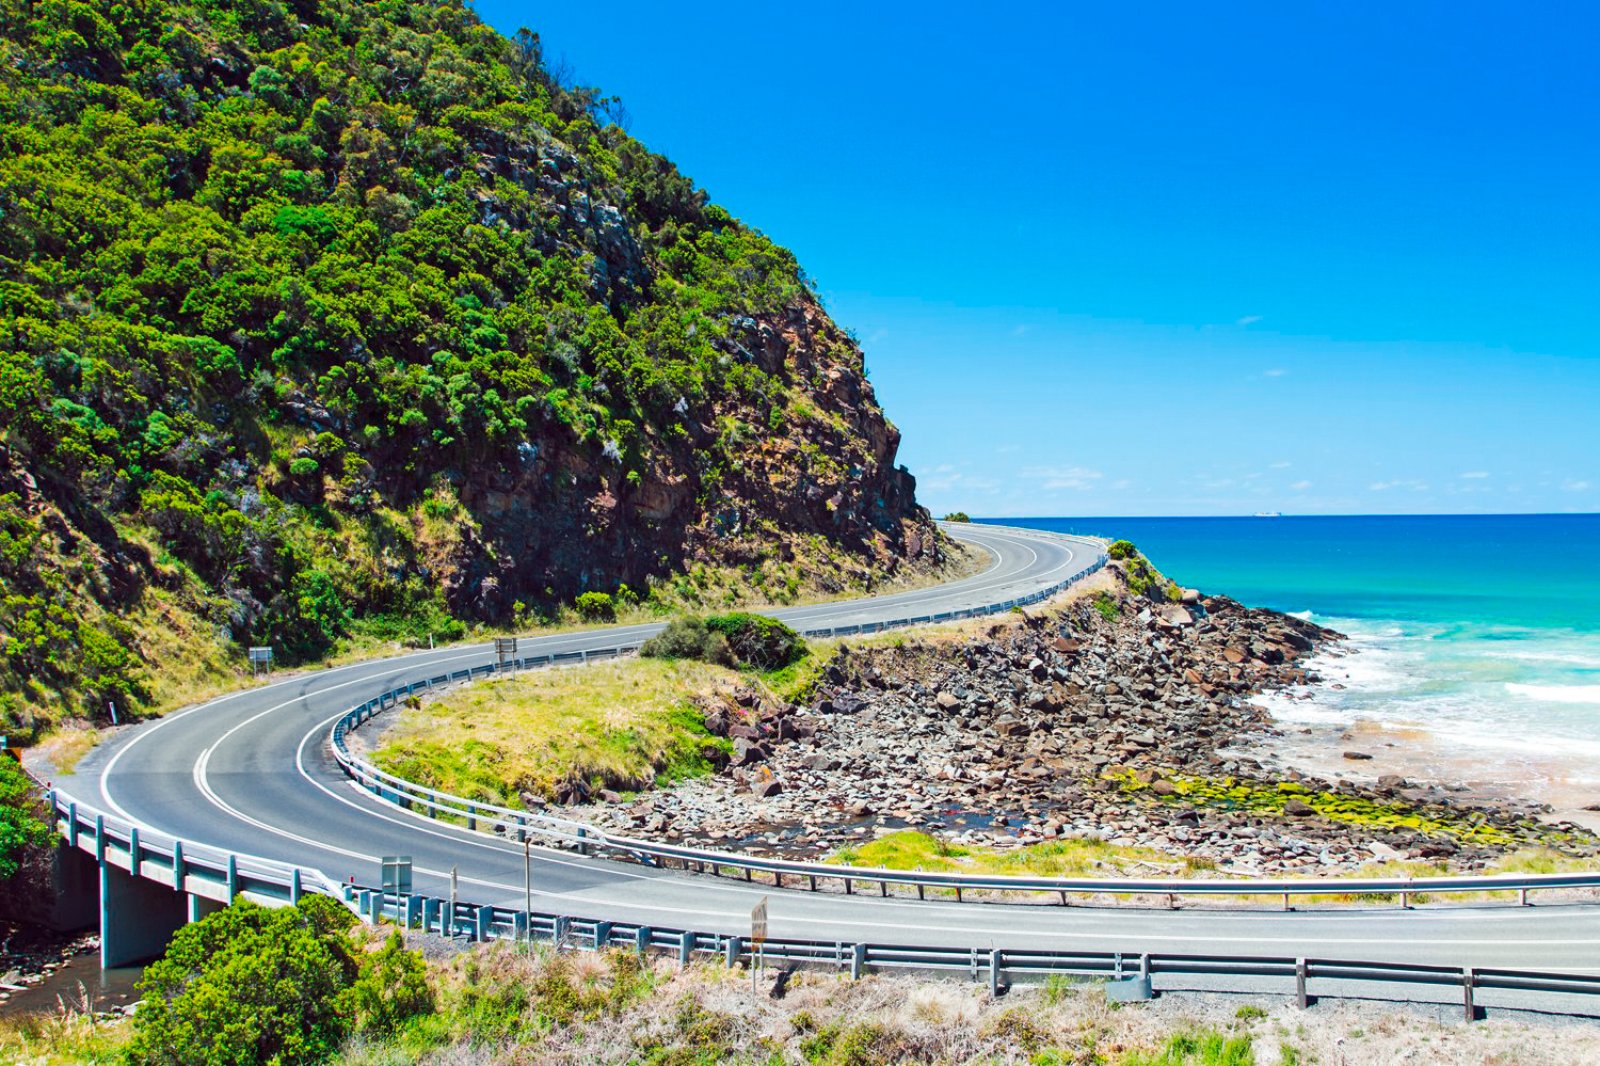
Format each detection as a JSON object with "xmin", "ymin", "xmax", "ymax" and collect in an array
[
  {"xmin": 495, "ymin": 637, "xmax": 517, "ymax": 669},
  {"xmin": 750, "ymin": 896, "xmax": 768, "ymax": 990},
  {"xmin": 248, "ymin": 646, "xmax": 274, "ymax": 678}
]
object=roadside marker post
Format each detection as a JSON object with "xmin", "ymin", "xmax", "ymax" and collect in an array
[{"xmin": 751, "ymin": 896, "xmax": 768, "ymax": 991}]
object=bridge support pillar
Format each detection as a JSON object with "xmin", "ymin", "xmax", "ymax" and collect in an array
[
  {"xmin": 187, "ymin": 894, "xmax": 225, "ymax": 924},
  {"xmin": 100, "ymin": 860, "xmax": 187, "ymax": 968}
]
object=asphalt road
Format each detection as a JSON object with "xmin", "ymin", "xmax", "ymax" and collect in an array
[{"xmin": 56, "ymin": 523, "xmax": 1600, "ymax": 985}]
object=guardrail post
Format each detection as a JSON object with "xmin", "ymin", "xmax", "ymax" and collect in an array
[
  {"xmin": 475, "ymin": 906, "xmax": 492, "ymax": 942},
  {"xmin": 290, "ymin": 868, "xmax": 302, "ymax": 905},
  {"xmin": 406, "ymin": 895, "xmax": 423, "ymax": 929},
  {"xmin": 1295, "ymin": 958, "xmax": 1309, "ymax": 1008},
  {"xmin": 725, "ymin": 936, "xmax": 741, "ymax": 969},
  {"xmin": 989, "ymin": 949, "xmax": 1003, "ymax": 997},
  {"xmin": 595, "ymin": 921, "xmax": 612, "ymax": 949},
  {"xmin": 1519, "ymin": 887, "xmax": 1529, "ymax": 907},
  {"xmin": 68, "ymin": 802, "xmax": 79, "ymax": 849},
  {"xmin": 554, "ymin": 915, "xmax": 570, "ymax": 949},
  {"xmin": 128, "ymin": 828, "xmax": 141, "ymax": 879},
  {"xmin": 636, "ymin": 926, "xmax": 651, "ymax": 956},
  {"xmin": 1463, "ymin": 967, "xmax": 1477, "ymax": 1022},
  {"xmin": 851, "ymin": 943, "xmax": 867, "ymax": 980},
  {"xmin": 422, "ymin": 898, "xmax": 439, "ymax": 933},
  {"xmin": 679, "ymin": 933, "xmax": 695, "ymax": 967},
  {"xmin": 577, "ymin": 828, "xmax": 589, "ymax": 857},
  {"xmin": 171, "ymin": 840, "xmax": 184, "ymax": 890},
  {"xmin": 1401, "ymin": 890, "xmax": 1411, "ymax": 909},
  {"xmin": 226, "ymin": 855, "xmax": 239, "ymax": 900}
]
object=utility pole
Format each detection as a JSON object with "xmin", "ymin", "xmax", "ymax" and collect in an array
[{"xmin": 524, "ymin": 838, "xmax": 532, "ymax": 939}]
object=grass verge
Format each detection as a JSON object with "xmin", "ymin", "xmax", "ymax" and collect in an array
[{"xmin": 368, "ymin": 658, "xmax": 740, "ymax": 806}]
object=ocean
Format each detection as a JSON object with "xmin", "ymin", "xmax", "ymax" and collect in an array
[{"xmin": 981, "ymin": 515, "xmax": 1600, "ymax": 806}]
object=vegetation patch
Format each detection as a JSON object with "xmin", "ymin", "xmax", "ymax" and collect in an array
[
  {"xmin": 642, "ymin": 612, "xmax": 806, "ymax": 672},
  {"xmin": 1108, "ymin": 770, "xmax": 1589, "ymax": 851},
  {"xmin": 0, "ymin": 756, "xmax": 52, "ymax": 881},
  {"xmin": 825, "ymin": 829, "xmax": 1205, "ymax": 880},
  {"xmin": 370, "ymin": 658, "xmax": 738, "ymax": 805}
]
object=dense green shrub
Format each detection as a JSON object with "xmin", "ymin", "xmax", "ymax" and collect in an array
[
  {"xmin": 1107, "ymin": 539, "xmax": 1139, "ymax": 560},
  {"xmin": 704, "ymin": 613, "xmax": 805, "ymax": 671},
  {"xmin": 640, "ymin": 612, "xmax": 802, "ymax": 670},
  {"xmin": 942, "ymin": 511, "xmax": 972, "ymax": 523},
  {"xmin": 639, "ymin": 616, "xmax": 732, "ymax": 665},
  {"xmin": 126, "ymin": 896, "xmax": 431, "ymax": 1065},
  {"xmin": 574, "ymin": 592, "xmax": 617, "ymax": 622},
  {"xmin": 0, "ymin": 757, "xmax": 51, "ymax": 881}
]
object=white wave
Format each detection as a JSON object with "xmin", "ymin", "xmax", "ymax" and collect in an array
[
  {"xmin": 1504, "ymin": 683, "xmax": 1600, "ymax": 706},
  {"xmin": 1287, "ymin": 610, "xmax": 1313, "ymax": 621}
]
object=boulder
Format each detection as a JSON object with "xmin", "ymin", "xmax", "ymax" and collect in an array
[{"xmin": 733, "ymin": 739, "xmax": 767, "ymax": 767}]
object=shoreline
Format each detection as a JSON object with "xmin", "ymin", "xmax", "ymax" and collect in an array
[{"xmin": 1243, "ymin": 639, "xmax": 1600, "ymax": 836}]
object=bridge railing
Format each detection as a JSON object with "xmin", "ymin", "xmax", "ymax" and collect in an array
[{"xmin": 41, "ymin": 787, "xmax": 353, "ymax": 911}]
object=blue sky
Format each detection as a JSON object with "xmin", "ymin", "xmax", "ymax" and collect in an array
[{"xmin": 477, "ymin": 1, "xmax": 1599, "ymax": 516}]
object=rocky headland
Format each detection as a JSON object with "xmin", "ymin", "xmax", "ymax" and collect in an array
[{"xmin": 571, "ymin": 563, "xmax": 1600, "ymax": 876}]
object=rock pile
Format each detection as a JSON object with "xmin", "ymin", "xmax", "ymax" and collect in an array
[{"xmin": 572, "ymin": 584, "xmax": 1598, "ymax": 874}]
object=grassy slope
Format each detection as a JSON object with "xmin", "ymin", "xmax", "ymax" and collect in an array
[{"xmin": 367, "ymin": 658, "xmax": 740, "ymax": 804}]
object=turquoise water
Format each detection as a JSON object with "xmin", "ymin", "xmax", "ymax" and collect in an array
[{"xmin": 982, "ymin": 515, "xmax": 1600, "ymax": 788}]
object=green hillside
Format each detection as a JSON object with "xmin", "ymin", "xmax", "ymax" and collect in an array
[{"xmin": 0, "ymin": 0, "xmax": 943, "ymax": 738}]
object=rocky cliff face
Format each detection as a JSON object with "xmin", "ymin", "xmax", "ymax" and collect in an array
[{"xmin": 0, "ymin": 0, "xmax": 941, "ymax": 735}]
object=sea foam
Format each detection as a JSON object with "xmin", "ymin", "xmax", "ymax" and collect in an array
[{"xmin": 1504, "ymin": 682, "xmax": 1600, "ymax": 706}]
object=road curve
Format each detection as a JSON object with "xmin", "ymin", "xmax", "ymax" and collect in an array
[{"xmin": 54, "ymin": 524, "xmax": 1600, "ymax": 974}]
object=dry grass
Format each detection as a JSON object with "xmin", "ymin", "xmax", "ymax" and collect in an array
[
  {"xmin": 368, "ymin": 658, "xmax": 744, "ymax": 804},
  {"xmin": 0, "ymin": 982, "xmax": 129, "ymax": 1064},
  {"xmin": 334, "ymin": 943, "xmax": 1600, "ymax": 1065}
]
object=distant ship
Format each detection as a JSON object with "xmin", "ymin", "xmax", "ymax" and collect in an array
[{"xmin": 1253, "ymin": 511, "xmax": 1282, "ymax": 518}]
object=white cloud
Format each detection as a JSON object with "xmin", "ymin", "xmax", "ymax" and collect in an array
[
  {"xmin": 1236, "ymin": 315, "xmax": 1263, "ymax": 327},
  {"xmin": 1010, "ymin": 324, "xmax": 1029, "ymax": 337},
  {"xmin": 1022, "ymin": 465, "xmax": 1104, "ymax": 491},
  {"xmin": 1459, "ymin": 471, "xmax": 1491, "ymax": 479},
  {"xmin": 1263, "ymin": 368, "xmax": 1288, "ymax": 378},
  {"xmin": 1369, "ymin": 479, "xmax": 1430, "ymax": 492},
  {"xmin": 1290, "ymin": 480, "xmax": 1313, "ymax": 491},
  {"xmin": 920, "ymin": 464, "xmax": 999, "ymax": 495},
  {"xmin": 1269, "ymin": 460, "xmax": 1292, "ymax": 469},
  {"xmin": 1564, "ymin": 479, "xmax": 1593, "ymax": 492}
]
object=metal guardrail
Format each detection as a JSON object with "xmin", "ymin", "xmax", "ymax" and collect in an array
[
  {"xmin": 327, "ymin": 533, "xmax": 1600, "ymax": 908},
  {"xmin": 342, "ymin": 885, "xmax": 1600, "ymax": 1019},
  {"xmin": 39, "ymin": 782, "xmax": 1600, "ymax": 1017}
]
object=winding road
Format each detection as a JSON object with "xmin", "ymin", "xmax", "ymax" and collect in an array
[{"xmin": 53, "ymin": 523, "xmax": 1600, "ymax": 991}]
